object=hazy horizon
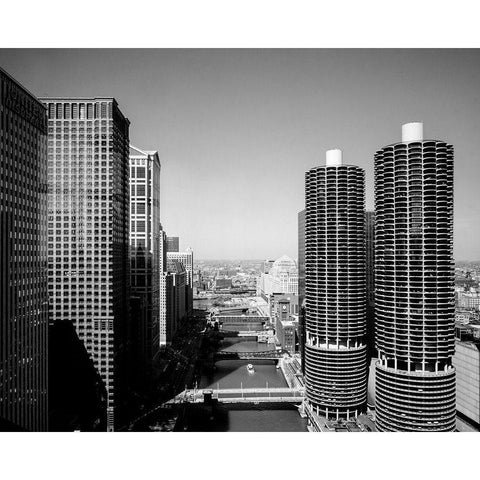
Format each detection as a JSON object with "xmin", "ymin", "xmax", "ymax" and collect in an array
[{"xmin": 1, "ymin": 49, "xmax": 479, "ymax": 260}]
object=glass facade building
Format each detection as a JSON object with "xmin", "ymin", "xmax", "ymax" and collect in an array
[{"xmin": 0, "ymin": 68, "xmax": 49, "ymax": 431}]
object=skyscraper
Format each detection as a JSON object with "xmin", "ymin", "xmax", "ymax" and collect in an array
[
  {"xmin": 365, "ymin": 211, "xmax": 376, "ymax": 359},
  {"xmin": 305, "ymin": 149, "xmax": 367, "ymax": 420},
  {"xmin": 167, "ymin": 247, "xmax": 194, "ymax": 315},
  {"xmin": 166, "ymin": 258, "xmax": 187, "ymax": 335},
  {"xmin": 298, "ymin": 209, "xmax": 306, "ymax": 374},
  {"xmin": 158, "ymin": 225, "xmax": 169, "ymax": 346},
  {"xmin": 42, "ymin": 97, "xmax": 131, "ymax": 431},
  {"xmin": 0, "ymin": 68, "xmax": 49, "ymax": 431},
  {"xmin": 365, "ymin": 211, "xmax": 375, "ymax": 308},
  {"xmin": 374, "ymin": 122, "xmax": 456, "ymax": 431},
  {"xmin": 298, "ymin": 209, "xmax": 306, "ymax": 307},
  {"xmin": 166, "ymin": 236, "xmax": 179, "ymax": 253},
  {"xmin": 129, "ymin": 145, "xmax": 161, "ymax": 382}
]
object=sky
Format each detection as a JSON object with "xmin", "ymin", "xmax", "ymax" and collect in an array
[{"xmin": 1, "ymin": 49, "xmax": 479, "ymax": 260}]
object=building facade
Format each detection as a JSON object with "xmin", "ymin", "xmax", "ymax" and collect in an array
[
  {"xmin": 305, "ymin": 149, "xmax": 367, "ymax": 420},
  {"xmin": 453, "ymin": 338, "xmax": 480, "ymax": 428},
  {"xmin": 374, "ymin": 122, "xmax": 456, "ymax": 431},
  {"xmin": 259, "ymin": 255, "xmax": 299, "ymax": 298},
  {"xmin": 166, "ymin": 236, "xmax": 179, "ymax": 253},
  {"xmin": 298, "ymin": 210, "xmax": 306, "ymax": 307},
  {"xmin": 166, "ymin": 259, "xmax": 187, "ymax": 337},
  {"xmin": 0, "ymin": 68, "xmax": 49, "ymax": 431},
  {"xmin": 457, "ymin": 291, "xmax": 480, "ymax": 311},
  {"xmin": 275, "ymin": 299, "xmax": 296, "ymax": 354},
  {"xmin": 167, "ymin": 248, "xmax": 193, "ymax": 315},
  {"xmin": 365, "ymin": 211, "xmax": 376, "ymax": 361},
  {"xmin": 129, "ymin": 145, "xmax": 161, "ymax": 382},
  {"xmin": 41, "ymin": 97, "xmax": 131, "ymax": 431}
]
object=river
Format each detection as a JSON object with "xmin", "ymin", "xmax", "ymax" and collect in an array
[{"xmin": 180, "ymin": 337, "xmax": 307, "ymax": 432}]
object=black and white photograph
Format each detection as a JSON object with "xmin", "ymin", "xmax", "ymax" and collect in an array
[{"xmin": 0, "ymin": 2, "xmax": 479, "ymax": 479}]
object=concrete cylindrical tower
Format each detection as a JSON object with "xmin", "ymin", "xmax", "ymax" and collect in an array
[
  {"xmin": 374, "ymin": 123, "xmax": 456, "ymax": 431},
  {"xmin": 304, "ymin": 150, "xmax": 367, "ymax": 420}
]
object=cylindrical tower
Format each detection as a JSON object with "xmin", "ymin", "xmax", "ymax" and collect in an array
[
  {"xmin": 374, "ymin": 122, "xmax": 456, "ymax": 432},
  {"xmin": 305, "ymin": 149, "xmax": 367, "ymax": 420}
]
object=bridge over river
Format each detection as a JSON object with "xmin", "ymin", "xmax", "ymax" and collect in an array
[
  {"xmin": 168, "ymin": 387, "xmax": 305, "ymax": 405},
  {"xmin": 214, "ymin": 350, "xmax": 285, "ymax": 360}
]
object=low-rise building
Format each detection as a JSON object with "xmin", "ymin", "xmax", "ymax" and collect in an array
[{"xmin": 453, "ymin": 335, "xmax": 480, "ymax": 429}]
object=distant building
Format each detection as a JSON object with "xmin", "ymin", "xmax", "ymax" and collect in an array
[
  {"xmin": 214, "ymin": 277, "xmax": 232, "ymax": 290},
  {"xmin": 166, "ymin": 259, "xmax": 187, "ymax": 338},
  {"xmin": 167, "ymin": 248, "xmax": 194, "ymax": 315},
  {"xmin": 0, "ymin": 68, "xmax": 49, "ymax": 431},
  {"xmin": 457, "ymin": 291, "xmax": 480, "ymax": 311},
  {"xmin": 259, "ymin": 255, "xmax": 298, "ymax": 299},
  {"xmin": 158, "ymin": 225, "xmax": 169, "ymax": 346},
  {"xmin": 166, "ymin": 236, "xmax": 179, "ymax": 253},
  {"xmin": 275, "ymin": 299, "xmax": 296, "ymax": 354},
  {"xmin": 261, "ymin": 260, "xmax": 275, "ymax": 274}
]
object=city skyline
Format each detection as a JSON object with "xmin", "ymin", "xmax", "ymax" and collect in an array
[
  {"xmin": 0, "ymin": 50, "xmax": 478, "ymax": 434},
  {"xmin": 0, "ymin": 49, "xmax": 479, "ymax": 260}
]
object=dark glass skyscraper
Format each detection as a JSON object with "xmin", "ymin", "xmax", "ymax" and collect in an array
[
  {"xmin": 365, "ymin": 211, "xmax": 376, "ymax": 359},
  {"xmin": 374, "ymin": 122, "xmax": 456, "ymax": 431},
  {"xmin": 41, "ymin": 97, "xmax": 131, "ymax": 431},
  {"xmin": 0, "ymin": 68, "xmax": 49, "ymax": 431},
  {"xmin": 305, "ymin": 149, "xmax": 367, "ymax": 420}
]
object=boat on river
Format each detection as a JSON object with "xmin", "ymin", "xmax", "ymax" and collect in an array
[{"xmin": 247, "ymin": 363, "xmax": 255, "ymax": 374}]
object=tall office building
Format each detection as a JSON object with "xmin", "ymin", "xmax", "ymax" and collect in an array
[
  {"xmin": 305, "ymin": 149, "xmax": 367, "ymax": 420},
  {"xmin": 298, "ymin": 209, "xmax": 306, "ymax": 374},
  {"xmin": 42, "ymin": 97, "xmax": 130, "ymax": 431},
  {"xmin": 129, "ymin": 145, "xmax": 161, "ymax": 381},
  {"xmin": 298, "ymin": 209, "xmax": 306, "ymax": 307},
  {"xmin": 365, "ymin": 211, "xmax": 375, "ymax": 308},
  {"xmin": 167, "ymin": 247, "xmax": 194, "ymax": 315},
  {"xmin": 374, "ymin": 122, "xmax": 456, "ymax": 431},
  {"xmin": 166, "ymin": 258, "xmax": 187, "ymax": 336},
  {"xmin": 166, "ymin": 236, "xmax": 179, "ymax": 253},
  {"xmin": 0, "ymin": 68, "xmax": 49, "ymax": 431},
  {"xmin": 158, "ymin": 225, "xmax": 170, "ymax": 347},
  {"xmin": 365, "ymin": 211, "xmax": 376, "ymax": 360}
]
